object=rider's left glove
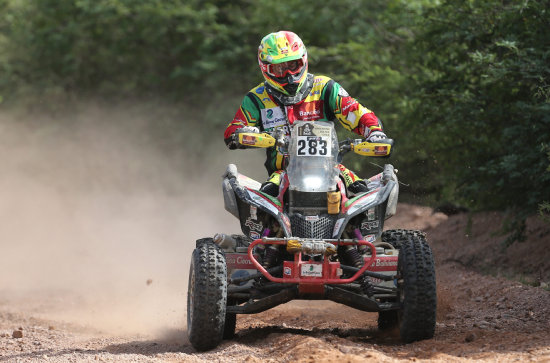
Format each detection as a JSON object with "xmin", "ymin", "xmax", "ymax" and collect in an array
[{"xmin": 366, "ymin": 130, "xmax": 387, "ymax": 142}]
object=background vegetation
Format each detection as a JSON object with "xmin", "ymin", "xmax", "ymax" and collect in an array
[{"xmin": 0, "ymin": 0, "xmax": 548, "ymax": 221}]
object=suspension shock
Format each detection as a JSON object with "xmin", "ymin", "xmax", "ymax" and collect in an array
[
  {"xmin": 343, "ymin": 245, "xmax": 375, "ymax": 297},
  {"xmin": 263, "ymin": 245, "xmax": 280, "ymax": 269}
]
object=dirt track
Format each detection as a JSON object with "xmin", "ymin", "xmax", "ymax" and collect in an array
[{"xmin": 1, "ymin": 205, "xmax": 549, "ymax": 362}]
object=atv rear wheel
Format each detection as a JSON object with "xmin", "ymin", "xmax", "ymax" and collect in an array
[
  {"xmin": 187, "ymin": 238, "xmax": 228, "ymax": 351},
  {"xmin": 395, "ymin": 231, "xmax": 437, "ymax": 343}
]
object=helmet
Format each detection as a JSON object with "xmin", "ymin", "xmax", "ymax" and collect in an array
[{"xmin": 258, "ymin": 31, "xmax": 308, "ymax": 96}]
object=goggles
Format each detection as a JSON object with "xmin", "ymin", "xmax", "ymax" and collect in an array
[{"xmin": 266, "ymin": 59, "xmax": 304, "ymax": 78}]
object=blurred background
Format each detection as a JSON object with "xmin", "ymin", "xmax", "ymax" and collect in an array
[{"xmin": 0, "ymin": 0, "xmax": 548, "ymax": 334}]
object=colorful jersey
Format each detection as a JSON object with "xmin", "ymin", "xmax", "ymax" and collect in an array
[{"xmin": 224, "ymin": 74, "xmax": 383, "ymax": 175}]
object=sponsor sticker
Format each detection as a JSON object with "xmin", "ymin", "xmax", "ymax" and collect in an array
[
  {"xmin": 226, "ymin": 253, "xmax": 259, "ymax": 269},
  {"xmin": 299, "ymin": 109, "xmax": 321, "ymax": 117},
  {"xmin": 256, "ymin": 86, "xmax": 265, "ymax": 94},
  {"xmin": 250, "ymin": 205, "xmax": 257, "ymax": 220},
  {"xmin": 305, "ymin": 215, "xmax": 320, "ymax": 222},
  {"xmin": 369, "ymin": 257, "xmax": 398, "ymax": 271},
  {"xmin": 346, "ymin": 193, "xmax": 377, "ymax": 215},
  {"xmin": 332, "ymin": 218, "xmax": 345, "ymax": 237},
  {"xmin": 367, "ymin": 208, "xmax": 376, "ymax": 221},
  {"xmin": 296, "ymin": 101, "xmax": 323, "ymax": 120},
  {"xmin": 374, "ymin": 145, "xmax": 388, "ymax": 155},
  {"xmin": 301, "ymin": 263, "xmax": 323, "ymax": 277},
  {"xmin": 250, "ymin": 231, "xmax": 260, "ymax": 240},
  {"xmin": 247, "ymin": 190, "xmax": 280, "ymax": 214},
  {"xmin": 361, "ymin": 220, "xmax": 379, "ymax": 230},
  {"xmin": 261, "ymin": 108, "xmax": 286, "ymax": 128},
  {"xmin": 284, "ymin": 266, "xmax": 292, "ymax": 276},
  {"xmin": 245, "ymin": 217, "xmax": 263, "ymax": 232},
  {"xmin": 365, "ymin": 234, "xmax": 376, "ymax": 243},
  {"xmin": 241, "ymin": 135, "xmax": 256, "ymax": 145}
]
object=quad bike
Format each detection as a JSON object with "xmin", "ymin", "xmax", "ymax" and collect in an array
[{"xmin": 187, "ymin": 121, "xmax": 436, "ymax": 351}]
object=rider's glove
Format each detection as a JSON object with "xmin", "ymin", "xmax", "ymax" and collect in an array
[
  {"xmin": 235, "ymin": 126, "xmax": 260, "ymax": 134},
  {"xmin": 366, "ymin": 130, "xmax": 387, "ymax": 143}
]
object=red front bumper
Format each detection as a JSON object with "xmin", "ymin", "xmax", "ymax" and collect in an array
[{"xmin": 247, "ymin": 238, "xmax": 379, "ymax": 285}]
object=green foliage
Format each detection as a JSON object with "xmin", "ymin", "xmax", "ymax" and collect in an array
[
  {"xmin": 538, "ymin": 202, "xmax": 550, "ymax": 224},
  {"xmin": 540, "ymin": 147, "xmax": 550, "ymax": 224},
  {"xmin": 0, "ymin": 0, "xmax": 412, "ymax": 101},
  {"xmin": 399, "ymin": 0, "xmax": 550, "ymax": 213},
  {"xmin": 0, "ymin": 0, "xmax": 255, "ymax": 100},
  {"xmin": 0, "ymin": 0, "xmax": 548, "ymax": 217}
]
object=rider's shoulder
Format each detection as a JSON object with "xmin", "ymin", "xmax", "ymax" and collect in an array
[
  {"xmin": 248, "ymin": 82, "xmax": 269, "ymax": 97},
  {"xmin": 312, "ymin": 75, "xmax": 334, "ymax": 86}
]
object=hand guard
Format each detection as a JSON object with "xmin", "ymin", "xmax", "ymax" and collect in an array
[
  {"xmin": 226, "ymin": 126, "xmax": 260, "ymax": 149},
  {"xmin": 366, "ymin": 130, "xmax": 387, "ymax": 142}
]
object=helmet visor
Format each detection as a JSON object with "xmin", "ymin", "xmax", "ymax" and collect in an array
[{"xmin": 266, "ymin": 59, "xmax": 305, "ymax": 78}]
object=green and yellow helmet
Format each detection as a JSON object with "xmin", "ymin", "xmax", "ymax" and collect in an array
[{"xmin": 258, "ymin": 31, "xmax": 308, "ymax": 96}]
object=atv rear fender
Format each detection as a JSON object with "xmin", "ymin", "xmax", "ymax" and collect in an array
[
  {"xmin": 222, "ymin": 164, "xmax": 291, "ymax": 237},
  {"xmin": 332, "ymin": 165, "xmax": 398, "ymax": 239}
]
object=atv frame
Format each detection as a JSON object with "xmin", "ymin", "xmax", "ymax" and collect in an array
[{"xmin": 187, "ymin": 123, "xmax": 436, "ymax": 351}]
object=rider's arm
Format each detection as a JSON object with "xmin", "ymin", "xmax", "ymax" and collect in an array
[
  {"xmin": 224, "ymin": 94, "xmax": 261, "ymax": 149},
  {"xmin": 325, "ymin": 81, "xmax": 384, "ymax": 138}
]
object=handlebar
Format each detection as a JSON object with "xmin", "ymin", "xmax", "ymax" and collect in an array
[{"xmin": 235, "ymin": 131, "xmax": 393, "ymax": 158}]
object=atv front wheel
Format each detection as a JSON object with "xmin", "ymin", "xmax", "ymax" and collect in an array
[
  {"xmin": 377, "ymin": 229, "xmax": 426, "ymax": 332},
  {"xmin": 396, "ymin": 231, "xmax": 437, "ymax": 343},
  {"xmin": 187, "ymin": 238, "xmax": 228, "ymax": 351}
]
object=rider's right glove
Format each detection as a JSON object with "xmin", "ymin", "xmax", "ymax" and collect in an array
[
  {"xmin": 226, "ymin": 126, "xmax": 260, "ymax": 149},
  {"xmin": 366, "ymin": 130, "xmax": 387, "ymax": 143},
  {"xmin": 236, "ymin": 126, "xmax": 260, "ymax": 134}
]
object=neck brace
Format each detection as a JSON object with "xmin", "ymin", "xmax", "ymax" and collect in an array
[{"xmin": 265, "ymin": 74, "xmax": 314, "ymax": 106}]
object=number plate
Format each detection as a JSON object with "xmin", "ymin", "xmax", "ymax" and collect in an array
[
  {"xmin": 296, "ymin": 122, "xmax": 332, "ymax": 157},
  {"xmin": 300, "ymin": 263, "xmax": 323, "ymax": 277}
]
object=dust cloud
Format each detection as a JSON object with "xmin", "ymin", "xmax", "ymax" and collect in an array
[{"xmin": 0, "ymin": 103, "xmax": 264, "ymax": 337}]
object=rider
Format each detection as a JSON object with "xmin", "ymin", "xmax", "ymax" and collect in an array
[{"xmin": 224, "ymin": 30, "xmax": 387, "ymax": 196}]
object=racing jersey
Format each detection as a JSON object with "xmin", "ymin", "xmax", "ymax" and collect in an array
[{"xmin": 224, "ymin": 74, "xmax": 383, "ymax": 175}]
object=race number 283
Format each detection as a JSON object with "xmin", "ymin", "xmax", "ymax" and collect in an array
[{"xmin": 297, "ymin": 137, "xmax": 330, "ymax": 156}]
